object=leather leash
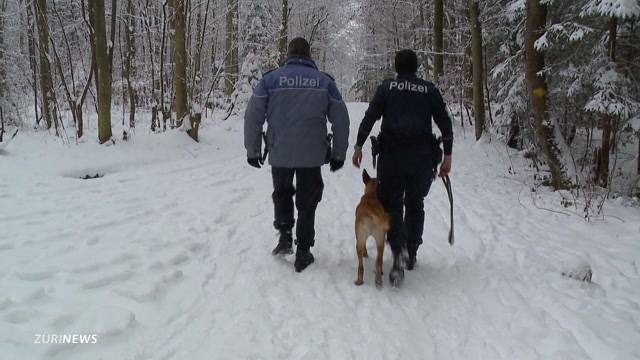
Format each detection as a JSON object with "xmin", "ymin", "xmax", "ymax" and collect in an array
[{"xmin": 442, "ymin": 175, "xmax": 454, "ymax": 246}]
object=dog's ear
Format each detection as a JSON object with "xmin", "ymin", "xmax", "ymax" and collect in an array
[{"xmin": 362, "ymin": 169, "xmax": 371, "ymax": 184}]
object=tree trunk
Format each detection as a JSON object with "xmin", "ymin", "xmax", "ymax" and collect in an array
[
  {"xmin": 160, "ymin": 1, "xmax": 168, "ymax": 127},
  {"xmin": 174, "ymin": 0, "xmax": 188, "ymax": 125},
  {"xmin": 90, "ymin": 0, "xmax": 113, "ymax": 143},
  {"xmin": 124, "ymin": 0, "xmax": 136, "ymax": 129},
  {"xmin": 507, "ymin": 114, "xmax": 521, "ymax": 149},
  {"xmin": 194, "ymin": 0, "xmax": 212, "ymax": 107},
  {"xmin": 419, "ymin": 0, "xmax": 429, "ymax": 79},
  {"xmin": 83, "ymin": 0, "xmax": 98, "ymax": 114},
  {"xmin": 35, "ymin": 0, "xmax": 58, "ymax": 131},
  {"xmin": 108, "ymin": 0, "xmax": 117, "ymax": 73},
  {"xmin": 167, "ymin": 0, "xmax": 175, "ymax": 67},
  {"xmin": 463, "ymin": 16, "xmax": 473, "ymax": 107},
  {"xmin": 224, "ymin": 0, "xmax": 238, "ymax": 97},
  {"xmin": 0, "ymin": 0, "xmax": 6, "ymax": 104},
  {"xmin": 278, "ymin": 0, "xmax": 289, "ymax": 64},
  {"xmin": 78, "ymin": 0, "xmax": 96, "ymax": 139},
  {"xmin": 51, "ymin": 0, "xmax": 88, "ymax": 139},
  {"xmin": 0, "ymin": 107, "xmax": 4, "ymax": 142},
  {"xmin": 484, "ymin": 51, "xmax": 494, "ymax": 127},
  {"xmin": 637, "ymin": 132, "xmax": 640, "ymax": 175},
  {"xmin": 608, "ymin": 17, "xmax": 617, "ymax": 63},
  {"xmin": 192, "ymin": 1, "xmax": 202, "ymax": 102},
  {"xmin": 26, "ymin": 2, "xmax": 39, "ymax": 125},
  {"xmin": 433, "ymin": 0, "xmax": 444, "ymax": 80},
  {"xmin": 524, "ymin": 0, "xmax": 566, "ymax": 189},
  {"xmin": 470, "ymin": 0, "xmax": 485, "ymax": 140},
  {"xmin": 595, "ymin": 17, "xmax": 618, "ymax": 187},
  {"xmin": 49, "ymin": 26, "xmax": 76, "ymax": 136}
]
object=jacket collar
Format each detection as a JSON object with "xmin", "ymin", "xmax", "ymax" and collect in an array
[
  {"xmin": 396, "ymin": 72, "xmax": 418, "ymax": 80},
  {"xmin": 284, "ymin": 56, "xmax": 318, "ymax": 69}
]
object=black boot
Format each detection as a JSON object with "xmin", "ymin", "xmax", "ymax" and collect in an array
[
  {"xmin": 406, "ymin": 255, "xmax": 417, "ymax": 271},
  {"xmin": 406, "ymin": 246, "xmax": 417, "ymax": 271},
  {"xmin": 272, "ymin": 229, "xmax": 293, "ymax": 255},
  {"xmin": 294, "ymin": 245, "xmax": 315, "ymax": 272},
  {"xmin": 389, "ymin": 252, "xmax": 405, "ymax": 287}
]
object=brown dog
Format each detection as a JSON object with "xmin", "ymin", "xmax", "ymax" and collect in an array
[{"xmin": 354, "ymin": 169, "xmax": 390, "ymax": 287}]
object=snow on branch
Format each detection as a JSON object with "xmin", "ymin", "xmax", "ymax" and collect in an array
[
  {"xmin": 584, "ymin": 67, "xmax": 634, "ymax": 117},
  {"xmin": 534, "ymin": 32, "xmax": 549, "ymax": 51},
  {"xmin": 582, "ymin": 0, "xmax": 640, "ymax": 19}
]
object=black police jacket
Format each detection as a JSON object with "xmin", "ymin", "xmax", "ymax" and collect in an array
[{"xmin": 356, "ymin": 73, "xmax": 453, "ymax": 155}]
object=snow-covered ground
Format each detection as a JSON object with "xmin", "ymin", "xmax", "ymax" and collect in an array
[{"xmin": 1, "ymin": 103, "xmax": 639, "ymax": 360}]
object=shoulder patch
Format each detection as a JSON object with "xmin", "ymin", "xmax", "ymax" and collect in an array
[{"xmin": 322, "ymin": 72, "xmax": 335, "ymax": 81}]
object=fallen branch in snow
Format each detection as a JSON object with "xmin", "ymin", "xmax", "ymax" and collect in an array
[
  {"xmin": 223, "ymin": 96, "xmax": 237, "ymax": 121},
  {"xmin": 527, "ymin": 189, "xmax": 573, "ymax": 217},
  {"xmin": 81, "ymin": 173, "xmax": 104, "ymax": 180},
  {"xmin": 562, "ymin": 263, "xmax": 593, "ymax": 283}
]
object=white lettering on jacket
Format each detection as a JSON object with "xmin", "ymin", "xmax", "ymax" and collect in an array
[
  {"xmin": 389, "ymin": 81, "xmax": 427, "ymax": 93},
  {"xmin": 279, "ymin": 76, "xmax": 320, "ymax": 88}
]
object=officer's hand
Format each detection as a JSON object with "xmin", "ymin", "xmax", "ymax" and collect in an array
[
  {"xmin": 330, "ymin": 158, "xmax": 344, "ymax": 172},
  {"xmin": 352, "ymin": 149, "xmax": 363, "ymax": 168},
  {"xmin": 439, "ymin": 155, "xmax": 452, "ymax": 177},
  {"xmin": 247, "ymin": 157, "xmax": 263, "ymax": 169}
]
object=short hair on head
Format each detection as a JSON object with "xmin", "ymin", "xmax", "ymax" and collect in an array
[
  {"xmin": 288, "ymin": 37, "xmax": 311, "ymax": 58},
  {"xmin": 395, "ymin": 49, "xmax": 418, "ymax": 74}
]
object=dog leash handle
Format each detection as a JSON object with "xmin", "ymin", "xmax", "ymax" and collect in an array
[
  {"xmin": 442, "ymin": 175, "xmax": 454, "ymax": 246},
  {"xmin": 261, "ymin": 132, "xmax": 269, "ymax": 163}
]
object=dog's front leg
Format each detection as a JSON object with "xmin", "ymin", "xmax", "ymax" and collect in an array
[{"xmin": 374, "ymin": 231, "xmax": 385, "ymax": 288}]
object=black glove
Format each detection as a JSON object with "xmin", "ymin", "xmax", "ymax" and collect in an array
[
  {"xmin": 329, "ymin": 158, "xmax": 344, "ymax": 172},
  {"xmin": 247, "ymin": 157, "xmax": 263, "ymax": 169}
]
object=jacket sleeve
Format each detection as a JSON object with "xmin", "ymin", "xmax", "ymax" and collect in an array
[
  {"xmin": 327, "ymin": 80, "xmax": 350, "ymax": 161},
  {"xmin": 356, "ymin": 84, "xmax": 386, "ymax": 147},
  {"xmin": 244, "ymin": 78, "xmax": 269, "ymax": 159},
  {"xmin": 432, "ymin": 87, "xmax": 453, "ymax": 155}
]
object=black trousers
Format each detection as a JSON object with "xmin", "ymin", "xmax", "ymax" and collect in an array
[
  {"xmin": 376, "ymin": 145, "xmax": 434, "ymax": 258},
  {"xmin": 272, "ymin": 167, "xmax": 324, "ymax": 248}
]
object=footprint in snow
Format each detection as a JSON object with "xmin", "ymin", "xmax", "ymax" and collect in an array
[
  {"xmin": 81, "ymin": 270, "xmax": 135, "ymax": 290},
  {"xmin": 16, "ymin": 270, "xmax": 55, "ymax": 282},
  {"xmin": 4, "ymin": 308, "xmax": 41, "ymax": 324}
]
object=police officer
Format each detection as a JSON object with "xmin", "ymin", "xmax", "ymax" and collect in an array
[
  {"xmin": 244, "ymin": 38, "xmax": 350, "ymax": 272},
  {"xmin": 352, "ymin": 49, "xmax": 453, "ymax": 286}
]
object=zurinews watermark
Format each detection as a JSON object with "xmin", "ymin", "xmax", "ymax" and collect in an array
[{"xmin": 34, "ymin": 334, "xmax": 98, "ymax": 344}]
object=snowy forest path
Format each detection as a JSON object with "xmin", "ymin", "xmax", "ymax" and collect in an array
[{"xmin": 1, "ymin": 104, "xmax": 639, "ymax": 359}]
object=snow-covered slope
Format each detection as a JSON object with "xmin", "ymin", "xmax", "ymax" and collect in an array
[{"xmin": 1, "ymin": 104, "xmax": 639, "ymax": 359}]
